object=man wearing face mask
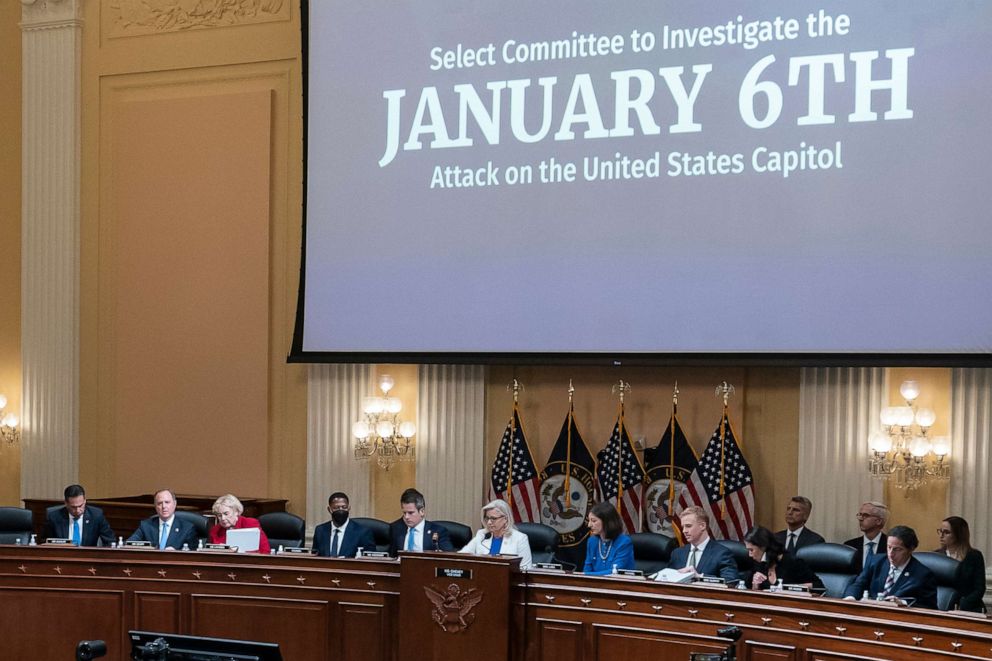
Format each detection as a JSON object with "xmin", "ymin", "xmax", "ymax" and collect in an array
[{"xmin": 312, "ymin": 492, "xmax": 376, "ymax": 558}]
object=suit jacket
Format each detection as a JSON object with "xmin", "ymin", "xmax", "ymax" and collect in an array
[
  {"xmin": 843, "ymin": 554, "xmax": 938, "ymax": 609},
  {"xmin": 313, "ymin": 519, "xmax": 376, "ymax": 558},
  {"xmin": 209, "ymin": 515, "xmax": 271, "ymax": 554},
  {"xmin": 744, "ymin": 553, "xmax": 824, "ymax": 591},
  {"xmin": 666, "ymin": 539, "xmax": 740, "ymax": 583},
  {"xmin": 128, "ymin": 516, "xmax": 200, "ymax": 550},
  {"xmin": 954, "ymin": 548, "xmax": 987, "ymax": 613},
  {"xmin": 43, "ymin": 505, "xmax": 115, "ymax": 547},
  {"xmin": 583, "ymin": 534, "xmax": 634, "ymax": 575},
  {"xmin": 460, "ymin": 528, "xmax": 533, "ymax": 569},
  {"xmin": 775, "ymin": 527, "xmax": 825, "ymax": 553},
  {"xmin": 844, "ymin": 533, "xmax": 888, "ymax": 573},
  {"xmin": 388, "ymin": 519, "xmax": 453, "ymax": 556}
]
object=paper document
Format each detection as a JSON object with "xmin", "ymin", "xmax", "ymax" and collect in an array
[
  {"xmin": 225, "ymin": 527, "xmax": 261, "ymax": 553},
  {"xmin": 652, "ymin": 568, "xmax": 694, "ymax": 584}
]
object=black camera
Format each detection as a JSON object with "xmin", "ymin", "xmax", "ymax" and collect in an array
[{"xmin": 75, "ymin": 640, "xmax": 107, "ymax": 661}]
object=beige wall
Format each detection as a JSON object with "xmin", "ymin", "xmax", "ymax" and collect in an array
[
  {"xmin": 0, "ymin": 0, "xmax": 22, "ymax": 506},
  {"xmin": 77, "ymin": 2, "xmax": 307, "ymax": 511}
]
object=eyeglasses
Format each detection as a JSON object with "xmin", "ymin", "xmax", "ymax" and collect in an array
[
  {"xmin": 856, "ymin": 513, "xmax": 877, "ymax": 520},
  {"xmin": 484, "ymin": 514, "xmax": 506, "ymax": 522},
  {"xmin": 937, "ymin": 529, "xmax": 952, "ymax": 536}
]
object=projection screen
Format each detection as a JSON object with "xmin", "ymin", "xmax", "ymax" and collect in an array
[{"xmin": 293, "ymin": 1, "xmax": 992, "ymax": 362}]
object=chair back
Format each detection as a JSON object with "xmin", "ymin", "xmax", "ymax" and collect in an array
[
  {"xmin": 258, "ymin": 512, "xmax": 306, "ymax": 549},
  {"xmin": 173, "ymin": 511, "xmax": 211, "ymax": 547},
  {"xmin": 630, "ymin": 532, "xmax": 677, "ymax": 574},
  {"xmin": 716, "ymin": 539, "xmax": 754, "ymax": 574},
  {"xmin": 351, "ymin": 517, "xmax": 391, "ymax": 553},
  {"xmin": 0, "ymin": 506, "xmax": 33, "ymax": 544},
  {"xmin": 516, "ymin": 522, "xmax": 558, "ymax": 564},
  {"xmin": 796, "ymin": 542, "xmax": 858, "ymax": 598},
  {"xmin": 914, "ymin": 551, "xmax": 962, "ymax": 611},
  {"xmin": 433, "ymin": 520, "xmax": 473, "ymax": 550}
]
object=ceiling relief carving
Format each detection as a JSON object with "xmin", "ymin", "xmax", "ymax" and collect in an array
[{"xmin": 107, "ymin": 0, "xmax": 287, "ymax": 36}]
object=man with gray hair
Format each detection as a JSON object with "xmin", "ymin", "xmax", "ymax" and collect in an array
[
  {"xmin": 844, "ymin": 501, "xmax": 889, "ymax": 573},
  {"xmin": 774, "ymin": 496, "xmax": 825, "ymax": 554}
]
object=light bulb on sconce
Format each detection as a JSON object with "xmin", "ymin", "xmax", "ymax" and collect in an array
[
  {"xmin": 0, "ymin": 394, "xmax": 20, "ymax": 445},
  {"xmin": 353, "ymin": 374, "xmax": 415, "ymax": 470}
]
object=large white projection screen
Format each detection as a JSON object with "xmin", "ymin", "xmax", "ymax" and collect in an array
[{"xmin": 295, "ymin": 1, "xmax": 992, "ymax": 360}]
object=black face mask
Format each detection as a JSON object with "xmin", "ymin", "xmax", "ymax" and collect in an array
[{"xmin": 331, "ymin": 509, "xmax": 349, "ymax": 526}]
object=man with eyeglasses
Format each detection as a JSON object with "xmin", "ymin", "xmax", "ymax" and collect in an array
[
  {"xmin": 844, "ymin": 501, "xmax": 889, "ymax": 573},
  {"xmin": 313, "ymin": 492, "xmax": 376, "ymax": 557}
]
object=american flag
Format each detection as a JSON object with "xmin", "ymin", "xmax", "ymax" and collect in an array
[
  {"xmin": 489, "ymin": 406, "xmax": 542, "ymax": 523},
  {"xmin": 677, "ymin": 413, "xmax": 755, "ymax": 541},
  {"xmin": 596, "ymin": 409, "xmax": 646, "ymax": 533}
]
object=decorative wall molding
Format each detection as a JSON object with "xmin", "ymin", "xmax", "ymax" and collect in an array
[
  {"xmin": 416, "ymin": 364, "xmax": 486, "ymax": 526},
  {"xmin": 949, "ymin": 368, "xmax": 992, "ymax": 561},
  {"xmin": 20, "ymin": 0, "xmax": 83, "ymax": 499},
  {"xmin": 307, "ymin": 364, "xmax": 371, "ymax": 538},
  {"xmin": 106, "ymin": 0, "xmax": 288, "ymax": 37},
  {"xmin": 798, "ymin": 367, "xmax": 885, "ymax": 542}
]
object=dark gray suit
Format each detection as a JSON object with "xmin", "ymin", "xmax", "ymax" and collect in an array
[{"xmin": 128, "ymin": 516, "xmax": 199, "ymax": 550}]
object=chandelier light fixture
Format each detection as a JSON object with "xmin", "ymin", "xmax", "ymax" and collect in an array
[
  {"xmin": 868, "ymin": 380, "xmax": 950, "ymax": 491},
  {"xmin": 352, "ymin": 374, "xmax": 416, "ymax": 470},
  {"xmin": 0, "ymin": 394, "xmax": 19, "ymax": 445}
]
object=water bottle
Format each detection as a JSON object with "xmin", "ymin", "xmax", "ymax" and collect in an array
[
  {"xmin": 182, "ymin": 543, "xmax": 189, "ymax": 551},
  {"xmin": 737, "ymin": 580, "xmax": 747, "ymax": 590},
  {"xmin": 28, "ymin": 534, "xmax": 37, "ymax": 546},
  {"xmin": 197, "ymin": 539, "xmax": 204, "ymax": 551},
  {"xmin": 118, "ymin": 536, "xmax": 124, "ymax": 548},
  {"xmin": 278, "ymin": 544, "xmax": 284, "ymax": 555},
  {"xmin": 862, "ymin": 590, "xmax": 870, "ymax": 601},
  {"xmin": 356, "ymin": 547, "xmax": 364, "ymax": 558},
  {"xmin": 14, "ymin": 537, "xmax": 21, "ymax": 546},
  {"xmin": 611, "ymin": 564, "xmax": 618, "ymax": 575}
]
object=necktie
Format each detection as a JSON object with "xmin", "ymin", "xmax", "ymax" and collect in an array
[
  {"xmin": 406, "ymin": 527, "xmax": 416, "ymax": 551},
  {"xmin": 787, "ymin": 533, "xmax": 796, "ymax": 553},
  {"xmin": 71, "ymin": 518, "xmax": 81, "ymax": 545},
  {"xmin": 882, "ymin": 565, "xmax": 898, "ymax": 596},
  {"xmin": 330, "ymin": 528, "xmax": 340, "ymax": 557},
  {"xmin": 866, "ymin": 540, "xmax": 875, "ymax": 563},
  {"xmin": 159, "ymin": 522, "xmax": 169, "ymax": 550},
  {"xmin": 689, "ymin": 546, "xmax": 698, "ymax": 568}
]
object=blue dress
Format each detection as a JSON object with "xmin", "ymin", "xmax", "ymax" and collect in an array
[{"xmin": 583, "ymin": 534, "xmax": 635, "ymax": 575}]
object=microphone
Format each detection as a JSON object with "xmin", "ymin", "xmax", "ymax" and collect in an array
[
  {"xmin": 481, "ymin": 531, "xmax": 493, "ymax": 553},
  {"xmin": 547, "ymin": 546, "xmax": 576, "ymax": 571},
  {"xmin": 431, "ymin": 531, "xmax": 439, "ymax": 551},
  {"xmin": 484, "ymin": 532, "xmax": 493, "ymax": 540}
]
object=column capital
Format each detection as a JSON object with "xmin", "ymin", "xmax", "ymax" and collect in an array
[{"xmin": 21, "ymin": 0, "xmax": 83, "ymax": 30}]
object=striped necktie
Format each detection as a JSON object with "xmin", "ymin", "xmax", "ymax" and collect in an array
[{"xmin": 881, "ymin": 565, "xmax": 898, "ymax": 596}]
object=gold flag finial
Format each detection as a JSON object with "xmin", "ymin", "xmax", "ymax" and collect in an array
[
  {"xmin": 714, "ymin": 381, "xmax": 735, "ymax": 407},
  {"xmin": 612, "ymin": 379, "xmax": 631, "ymax": 404}
]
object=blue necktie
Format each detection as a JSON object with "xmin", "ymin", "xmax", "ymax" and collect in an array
[
  {"xmin": 330, "ymin": 529, "xmax": 340, "ymax": 557},
  {"xmin": 406, "ymin": 527, "xmax": 416, "ymax": 551},
  {"xmin": 71, "ymin": 518, "xmax": 81, "ymax": 546},
  {"xmin": 159, "ymin": 522, "xmax": 169, "ymax": 550}
]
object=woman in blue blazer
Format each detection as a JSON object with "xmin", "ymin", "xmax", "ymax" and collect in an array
[{"xmin": 583, "ymin": 501, "xmax": 634, "ymax": 575}]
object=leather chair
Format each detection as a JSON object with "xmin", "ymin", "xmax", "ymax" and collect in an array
[
  {"xmin": 913, "ymin": 551, "xmax": 962, "ymax": 611},
  {"xmin": 174, "ymin": 511, "xmax": 212, "ymax": 548},
  {"xmin": 0, "ymin": 506, "xmax": 33, "ymax": 544},
  {"xmin": 716, "ymin": 539, "xmax": 754, "ymax": 575},
  {"xmin": 630, "ymin": 532, "xmax": 677, "ymax": 574},
  {"xmin": 516, "ymin": 522, "xmax": 558, "ymax": 564},
  {"xmin": 433, "ymin": 520, "xmax": 472, "ymax": 550},
  {"xmin": 796, "ymin": 542, "xmax": 857, "ymax": 598},
  {"xmin": 351, "ymin": 517, "xmax": 391, "ymax": 553},
  {"xmin": 258, "ymin": 511, "xmax": 306, "ymax": 549}
]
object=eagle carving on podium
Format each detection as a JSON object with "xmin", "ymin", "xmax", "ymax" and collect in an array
[{"xmin": 424, "ymin": 583, "xmax": 485, "ymax": 632}]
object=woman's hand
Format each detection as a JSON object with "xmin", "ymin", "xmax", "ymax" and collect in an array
[{"xmin": 752, "ymin": 571, "xmax": 768, "ymax": 589}]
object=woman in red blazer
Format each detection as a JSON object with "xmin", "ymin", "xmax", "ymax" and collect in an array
[{"xmin": 209, "ymin": 494, "xmax": 271, "ymax": 554}]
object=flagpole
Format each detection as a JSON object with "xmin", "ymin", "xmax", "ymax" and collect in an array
[
  {"xmin": 612, "ymin": 380, "xmax": 629, "ymax": 521},
  {"xmin": 506, "ymin": 379, "xmax": 522, "ymax": 508},
  {"xmin": 667, "ymin": 382, "xmax": 678, "ymax": 515},
  {"xmin": 714, "ymin": 381, "xmax": 735, "ymax": 518},
  {"xmin": 564, "ymin": 380, "xmax": 574, "ymax": 508}
]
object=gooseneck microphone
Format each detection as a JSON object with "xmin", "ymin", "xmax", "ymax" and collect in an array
[{"xmin": 431, "ymin": 531, "xmax": 439, "ymax": 551}]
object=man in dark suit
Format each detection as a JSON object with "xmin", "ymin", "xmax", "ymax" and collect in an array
[
  {"xmin": 844, "ymin": 501, "xmax": 889, "ymax": 573},
  {"xmin": 313, "ymin": 491, "xmax": 376, "ymax": 558},
  {"xmin": 127, "ymin": 489, "xmax": 199, "ymax": 550},
  {"xmin": 665, "ymin": 505, "xmax": 739, "ymax": 583},
  {"xmin": 774, "ymin": 496, "xmax": 825, "ymax": 554},
  {"xmin": 43, "ymin": 484, "xmax": 115, "ymax": 546},
  {"xmin": 388, "ymin": 488, "xmax": 453, "ymax": 555},
  {"xmin": 843, "ymin": 525, "xmax": 937, "ymax": 609}
]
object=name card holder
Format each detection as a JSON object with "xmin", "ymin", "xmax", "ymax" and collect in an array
[
  {"xmin": 279, "ymin": 546, "xmax": 312, "ymax": 555},
  {"xmin": 696, "ymin": 576, "xmax": 728, "ymax": 586},
  {"xmin": 124, "ymin": 540, "xmax": 153, "ymax": 548},
  {"xmin": 358, "ymin": 551, "xmax": 391, "ymax": 559},
  {"xmin": 202, "ymin": 543, "xmax": 235, "ymax": 552},
  {"xmin": 616, "ymin": 568, "xmax": 643, "ymax": 577},
  {"xmin": 532, "ymin": 562, "xmax": 564, "ymax": 572},
  {"xmin": 44, "ymin": 538, "xmax": 73, "ymax": 545}
]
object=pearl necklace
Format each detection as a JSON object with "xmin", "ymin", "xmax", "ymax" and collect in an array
[{"xmin": 597, "ymin": 537, "xmax": 613, "ymax": 561}]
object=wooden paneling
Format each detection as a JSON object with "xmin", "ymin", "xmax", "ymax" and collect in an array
[
  {"xmin": 190, "ymin": 595, "xmax": 330, "ymax": 661},
  {"xmin": 593, "ymin": 625, "xmax": 726, "ymax": 661},
  {"xmin": 134, "ymin": 591, "xmax": 181, "ymax": 632},
  {"xmin": 0, "ymin": 587, "xmax": 123, "ymax": 659},
  {"xmin": 536, "ymin": 619, "xmax": 584, "ymax": 661},
  {"xmin": 340, "ymin": 602, "xmax": 387, "ymax": 660},
  {"xmin": 745, "ymin": 640, "xmax": 797, "ymax": 661}
]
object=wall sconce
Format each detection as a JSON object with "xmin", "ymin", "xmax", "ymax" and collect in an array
[
  {"xmin": 867, "ymin": 380, "xmax": 950, "ymax": 491},
  {"xmin": 352, "ymin": 374, "xmax": 416, "ymax": 470},
  {"xmin": 0, "ymin": 394, "xmax": 20, "ymax": 445}
]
